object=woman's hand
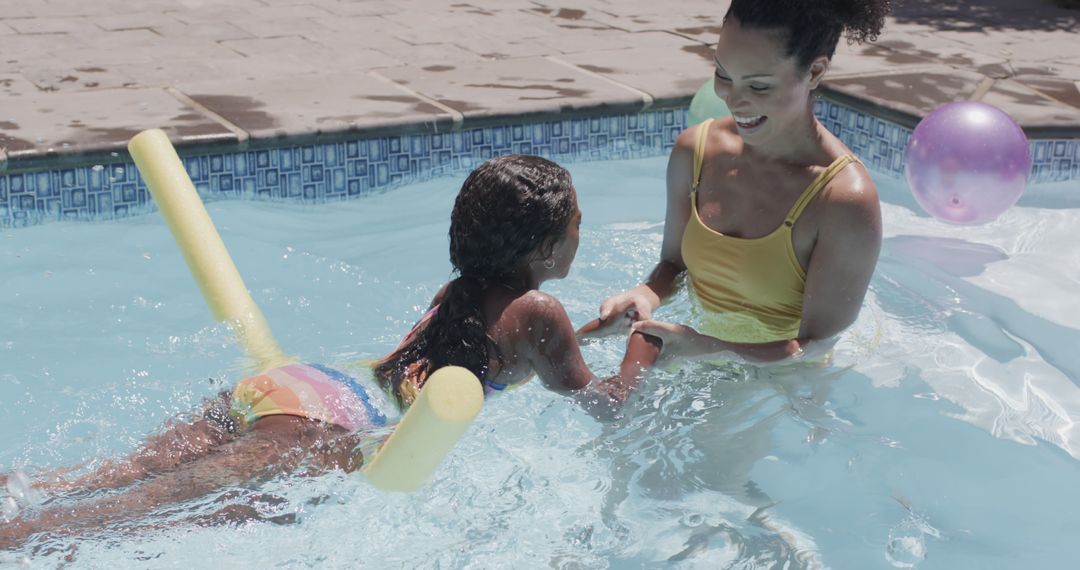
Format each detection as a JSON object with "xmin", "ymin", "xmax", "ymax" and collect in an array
[
  {"xmin": 576, "ymin": 314, "xmax": 632, "ymax": 339},
  {"xmin": 634, "ymin": 320, "xmax": 818, "ymax": 364},
  {"xmin": 599, "ymin": 287, "xmax": 660, "ymax": 325},
  {"xmin": 630, "ymin": 319, "xmax": 709, "ymax": 362}
]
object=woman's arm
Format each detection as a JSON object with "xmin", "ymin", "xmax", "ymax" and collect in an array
[
  {"xmin": 797, "ymin": 168, "xmax": 882, "ymax": 342},
  {"xmin": 628, "ymin": 321, "xmax": 833, "ymax": 363},
  {"xmin": 597, "ymin": 126, "xmax": 700, "ymax": 325}
]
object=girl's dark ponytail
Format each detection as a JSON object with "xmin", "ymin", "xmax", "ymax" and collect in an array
[
  {"xmin": 375, "ymin": 155, "xmax": 576, "ymax": 408},
  {"xmin": 374, "ymin": 275, "xmax": 501, "ymax": 408}
]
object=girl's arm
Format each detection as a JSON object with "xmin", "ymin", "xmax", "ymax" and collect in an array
[{"xmin": 521, "ymin": 292, "xmax": 653, "ymax": 421}]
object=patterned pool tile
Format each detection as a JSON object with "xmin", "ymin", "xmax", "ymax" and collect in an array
[
  {"xmin": 1, "ymin": 98, "xmax": 1076, "ymax": 229},
  {"xmin": 1, "ymin": 108, "xmax": 686, "ymax": 228},
  {"xmin": 814, "ymin": 97, "xmax": 1077, "ymax": 185}
]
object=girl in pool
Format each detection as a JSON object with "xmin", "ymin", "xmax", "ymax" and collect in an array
[
  {"xmin": 373, "ymin": 153, "xmax": 657, "ymax": 412},
  {"xmin": 597, "ymin": 0, "xmax": 889, "ymax": 365},
  {"xmin": 1, "ymin": 154, "xmax": 653, "ymax": 548}
]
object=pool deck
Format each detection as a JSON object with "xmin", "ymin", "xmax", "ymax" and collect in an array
[{"xmin": 1, "ymin": 0, "xmax": 1078, "ymax": 171}]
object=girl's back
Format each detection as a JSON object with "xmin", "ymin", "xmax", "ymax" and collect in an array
[{"xmin": 375, "ymin": 155, "xmax": 590, "ymax": 406}]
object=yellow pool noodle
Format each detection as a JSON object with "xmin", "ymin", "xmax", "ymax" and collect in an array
[
  {"xmin": 127, "ymin": 129, "xmax": 292, "ymax": 372},
  {"xmin": 128, "ymin": 128, "xmax": 481, "ymax": 492},
  {"xmin": 364, "ymin": 366, "xmax": 484, "ymax": 492}
]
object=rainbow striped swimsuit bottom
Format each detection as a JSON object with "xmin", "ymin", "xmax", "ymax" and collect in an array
[{"xmin": 230, "ymin": 362, "xmax": 388, "ymax": 431}]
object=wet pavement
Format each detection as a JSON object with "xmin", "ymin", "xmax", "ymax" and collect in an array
[{"xmin": 1, "ymin": 0, "xmax": 1078, "ymax": 170}]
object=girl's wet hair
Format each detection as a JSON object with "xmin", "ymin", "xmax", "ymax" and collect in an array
[
  {"xmin": 375, "ymin": 155, "xmax": 576, "ymax": 407},
  {"xmin": 725, "ymin": 0, "xmax": 892, "ymax": 69}
]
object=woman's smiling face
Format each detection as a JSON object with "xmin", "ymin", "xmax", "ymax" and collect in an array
[{"xmin": 712, "ymin": 17, "xmax": 828, "ymax": 147}]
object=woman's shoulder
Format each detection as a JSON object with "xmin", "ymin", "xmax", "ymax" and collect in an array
[
  {"xmin": 674, "ymin": 117, "xmax": 742, "ymax": 156},
  {"xmin": 814, "ymin": 128, "xmax": 879, "ymax": 206},
  {"xmin": 816, "ymin": 153, "xmax": 881, "ymax": 234},
  {"xmin": 821, "ymin": 153, "xmax": 878, "ymax": 206}
]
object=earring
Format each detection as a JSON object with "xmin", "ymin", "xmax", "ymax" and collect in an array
[{"xmin": 543, "ymin": 258, "xmax": 555, "ymax": 270}]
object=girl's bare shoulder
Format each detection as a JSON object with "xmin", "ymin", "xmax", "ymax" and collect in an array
[{"xmin": 503, "ymin": 290, "xmax": 569, "ymax": 326}]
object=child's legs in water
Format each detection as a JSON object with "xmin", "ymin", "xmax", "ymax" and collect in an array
[
  {"xmin": 10, "ymin": 390, "xmax": 365, "ymax": 497},
  {"xmin": 7, "ymin": 392, "xmax": 240, "ymax": 496},
  {"xmin": 1, "ymin": 414, "xmax": 365, "ymax": 549}
]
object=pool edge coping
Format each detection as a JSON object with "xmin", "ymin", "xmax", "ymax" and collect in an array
[{"xmin": 2, "ymin": 94, "xmax": 1078, "ymax": 229}]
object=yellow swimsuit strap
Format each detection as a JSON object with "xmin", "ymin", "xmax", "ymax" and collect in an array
[
  {"xmin": 690, "ymin": 118, "xmax": 861, "ymax": 225},
  {"xmin": 691, "ymin": 118, "xmax": 715, "ymax": 192},
  {"xmin": 783, "ymin": 154, "xmax": 861, "ymax": 226}
]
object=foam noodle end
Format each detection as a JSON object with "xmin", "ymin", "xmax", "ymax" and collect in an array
[
  {"xmin": 128, "ymin": 128, "xmax": 290, "ymax": 373},
  {"xmin": 363, "ymin": 366, "xmax": 483, "ymax": 492}
]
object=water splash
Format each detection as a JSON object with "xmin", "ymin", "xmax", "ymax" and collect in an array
[
  {"xmin": 2, "ymin": 496, "xmax": 19, "ymax": 521},
  {"xmin": 5, "ymin": 470, "xmax": 33, "ymax": 504},
  {"xmin": 885, "ymin": 499, "xmax": 941, "ymax": 568}
]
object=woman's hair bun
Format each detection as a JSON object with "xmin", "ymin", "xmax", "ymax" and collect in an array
[
  {"xmin": 833, "ymin": 0, "xmax": 891, "ymax": 45},
  {"xmin": 725, "ymin": 0, "xmax": 893, "ymax": 68}
]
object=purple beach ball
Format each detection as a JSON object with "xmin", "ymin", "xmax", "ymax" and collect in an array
[{"xmin": 904, "ymin": 101, "xmax": 1031, "ymax": 225}]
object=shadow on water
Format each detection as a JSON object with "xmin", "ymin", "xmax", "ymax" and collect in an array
[
  {"xmin": 881, "ymin": 234, "xmax": 1080, "ymax": 384},
  {"xmin": 891, "ymin": 0, "xmax": 1078, "ymax": 32},
  {"xmin": 581, "ymin": 360, "xmax": 853, "ymax": 568},
  {"xmin": 1014, "ymin": 183, "xmax": 1080, "ymax": 210},
  {"xmin": 878, "ymin": 175, "xmax": 1080, "ymax": 213},
  {"xmin": 577, "ymin": 231, "xmax": 1080, "ymax": 565}
]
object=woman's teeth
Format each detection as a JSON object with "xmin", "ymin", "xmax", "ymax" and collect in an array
[{"xmin": 734, "ymin": 114, "xmax": 766, "ymax": 128}]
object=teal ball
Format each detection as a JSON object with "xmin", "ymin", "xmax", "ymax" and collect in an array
[{"xmin": 687, "ymin": 79, "xmax": 731, "ymax": 126}]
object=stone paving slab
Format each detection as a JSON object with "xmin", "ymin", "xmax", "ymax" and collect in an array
[
  {"xmin": 535, "ymin": 29, "xmax": 706, "ymax": 56},
  {"xmin": 4, "ymin": 32, "xmax": 90, "ymax": 64},
  {"xmin": 375, "ymin": 56, "xmax": 650, "ymax": 121},
  {"xmin": 869, "ymin": 35, "xmax": 1016, "ymax": 78},
  {"xmin": 824, "ymin": 66, "xmax": 992, "ymax": 124},
  {"xmin": 0, "ymin": 74, "xmax": 45, "ymax": 99},
  {"xmin": 21, "ymin": 65, "xmax": 138, "ymax": 94},
  {"xmin": 314, "ymin": 0, "xmax": 408, "ymax": 18},
  {"xmin": 380, "ymin": 5, "xmax": 565, "ymax": 41},
  {"xmin": 1017, "ymin": 74, "xmax": 1080, "ymax": 111},
  {"xmin": 0, "ymin": 87, "xmax": 236, "ymax": 162},
  {"xmin": 555, "ymin": 40, "xmax": 714, "ymax": 107},
  {"xmin": 574, "ymin": 0, "xmax": 729, "ymax": 33},
  {"xmin": 1, "ymin": 0, "xmax": 1078, "ymax": 171},
  {"xmin": 828, "ymin": 41, "xmax": 940, "ymax": 78},
  {"xmin": 979, "ymin": 79, "xmax": 1080, "ymax": 130},
  {"xmin": 822, "ymin": 0, "xmax": 1080, "ymax": 132},
  {"xmin": 178, "ymin": 72, "xmax": 458, "ymax": 141}
]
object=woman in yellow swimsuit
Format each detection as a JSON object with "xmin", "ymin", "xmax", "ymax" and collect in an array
[{"xmin": 595, "ymin": 0, "xmax": 888, "ymax": 364}]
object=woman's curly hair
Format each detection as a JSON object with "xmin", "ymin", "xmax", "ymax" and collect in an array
[
  {"xmin": 725, "ymin": 0, "xmax": 892, "ymax": 69},
  {"xmin": 374, "ymin": 155, "xmax": 576, "ymax": 408}
]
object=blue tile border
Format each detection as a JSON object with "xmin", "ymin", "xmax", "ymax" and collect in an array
[
  {"xmin": 1, "ymin": 99, "xmax": 1076, "ymax": 228},
  {"xmin": 0, "ymin": 109, "xmax": 686, "ymax": 228},
  {"xmin": 815, "ymin": 97, "xmax": 910, "ymax": 177},
  {"xmin": 814, "ymin": 97, "xmax": 1080, "ymax": 185}
]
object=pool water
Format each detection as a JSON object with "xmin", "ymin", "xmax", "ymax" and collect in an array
[{"xmin": 2, "ymin": 155, "xmax": 1079, "ymax": 568}]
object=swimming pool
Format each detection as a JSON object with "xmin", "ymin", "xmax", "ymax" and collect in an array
[{"xmin": 2, "ymin": 154, "xmax": 1078, "ymax": 568}]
